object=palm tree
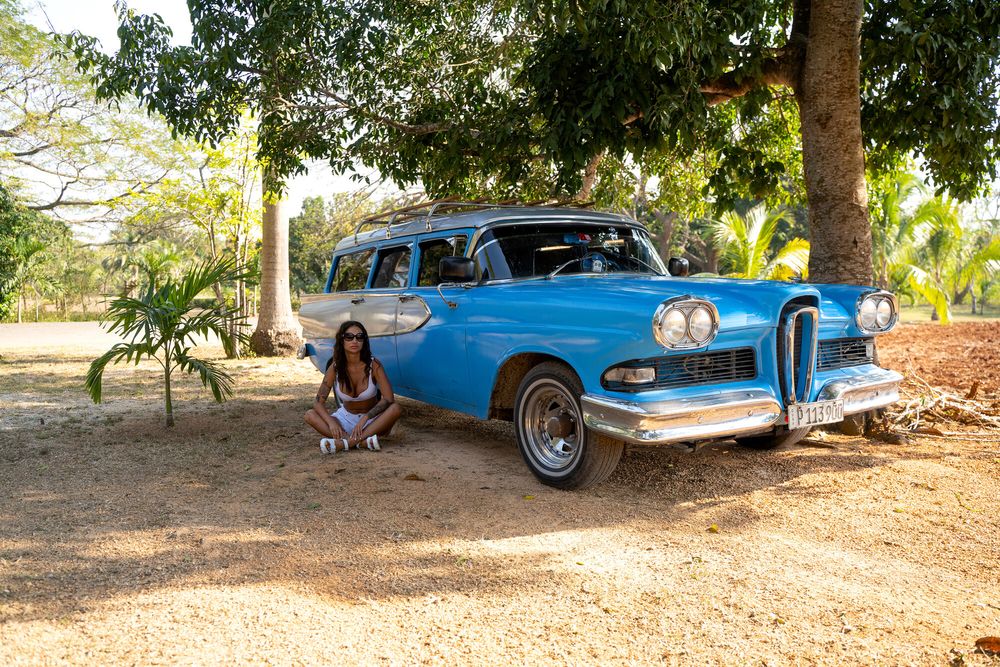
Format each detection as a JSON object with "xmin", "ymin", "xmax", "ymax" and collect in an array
[
  {"xmin": 711, "ymin": 205, "xmax": 810, "ymax": 280},
  {"xmin": 868, "ymin": 175, "xmax": 958, "ymax": 322},
  {"xmin": 85, "ymin": 257, "xmax": 249, "ymax": 427},
  {"xmin": 131, "ymin": 240, "xmax": 185, "ymax": 287},
  {"xmin": 10, "ymin": 236, "xmax": 56, "ymax": 323}
]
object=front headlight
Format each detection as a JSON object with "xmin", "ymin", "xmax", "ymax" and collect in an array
[
  {"xmin": 876, "ymin": 299, "xmax": 892, "ymax": 328},
  {"xmin": 856, "ymin": 291, "xmax": 898, "ymax": 333},
  {"xmin": 662, "ymin": 309, "xmax": 688, "ymax": 344},
  {"xmin": 688, "ymin": 306, "xmax": 715, "ymax": 343},
  {"xmin": 860, "ymin": 298, "xmax": 877, "ymax": 329},
  {"xmin": 653, "ymin": 297, "xmax": 719, "ymax": 349}
]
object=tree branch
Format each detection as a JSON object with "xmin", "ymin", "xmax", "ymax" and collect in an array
[{"xmin": 700, "ymin": 54, "xmax": 799, "ymax": 106}]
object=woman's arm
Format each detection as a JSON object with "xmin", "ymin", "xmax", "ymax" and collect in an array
[
  {"xmin": 315, "ymin": 362, "xmax": 338, "ymax": 412},
  {"xmin": 365, "ymin": 359, "xmax": 395, "ymax": 421}
]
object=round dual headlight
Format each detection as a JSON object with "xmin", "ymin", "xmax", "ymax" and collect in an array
[
  {"xmin": 654, "ymin": 299, "xmax": 719, "ymax": 348},
  {"xmin": 857, "ymin": 292, "xmax": 897, "ymax": 333}
]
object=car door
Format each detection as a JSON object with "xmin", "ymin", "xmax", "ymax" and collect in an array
[
  {"xmin": 394, "ymin": 232, "xmax": 473, "ymax": 410},
  {"xmin": 299, "ymin": 245, "xmax": 400, "ymax": 373},
  {"xmin": 364, "ymin": 241, "xmax": 419, "ymax": 382}
]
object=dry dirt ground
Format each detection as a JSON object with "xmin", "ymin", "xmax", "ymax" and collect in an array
[{"xmin": 1, "ymin": 321, "xmax": 999, "ymax": 666}]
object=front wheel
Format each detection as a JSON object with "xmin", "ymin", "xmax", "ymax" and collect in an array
[
  {"xmin": 514, "ymin": 362, "xmax": 624, "ymax": 489},
  {"xmin": 736, "ymin": 426, "xmax": 811, "ymax": 450}
]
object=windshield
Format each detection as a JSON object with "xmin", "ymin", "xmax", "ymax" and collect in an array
[{"xmin": 473, "ymin": 222, "xmax": 667, "ymax": 281}]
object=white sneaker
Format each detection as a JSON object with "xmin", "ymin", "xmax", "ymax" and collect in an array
[{"xmin": 365, "ymin": 435, "xmax": 380, "ymax": 451}]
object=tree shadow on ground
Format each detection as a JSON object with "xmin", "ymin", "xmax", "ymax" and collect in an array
[
  {"xmin": 6, "ymin": 348, "xmax": 999, "ymax": 624},
  {"xmin": 5, "ymin": 375, "xmax": 983, "ymax": 625}
]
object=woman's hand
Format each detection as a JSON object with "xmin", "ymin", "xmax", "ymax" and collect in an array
[
  {"xmin": 349, "ymin": 419, "xmax": 366, "ymax": 445},
  {"xmin": 320, "ymin": 409, "xmax": 347, "ymax": 441}
]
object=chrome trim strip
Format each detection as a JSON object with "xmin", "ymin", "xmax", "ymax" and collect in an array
[
  {"xmin": 817, "ymin": 368, "xmax": 904, "ymax": 415},
  {"xmin": 581, "ymin": 390, "xmax": 783, "ymax": 445}
]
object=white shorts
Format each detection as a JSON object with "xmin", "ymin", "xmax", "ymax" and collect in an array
[{"xmin": 330, "ymin": 406, "xmax": 372, "ymax": 432}]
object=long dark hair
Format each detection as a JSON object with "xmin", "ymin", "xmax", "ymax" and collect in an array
[{"xmin": 333, "ymin": 320, "xmax": 372, "ymax": 395}]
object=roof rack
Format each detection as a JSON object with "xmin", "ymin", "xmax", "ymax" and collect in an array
[{"xmin": 351, "ymin": 197, "xmax": 596, "ymax": 242}]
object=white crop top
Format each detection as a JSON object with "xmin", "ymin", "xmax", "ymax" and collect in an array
[{"xmin": 334, "ymin": 364, "xmax": 378, "ymax": 403}]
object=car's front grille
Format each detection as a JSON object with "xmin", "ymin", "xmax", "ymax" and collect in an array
[
  {"xmin": 603, "ymin": 348, "xmax": 756, "ymax": 392},
  {"xmin": 817, "ymin": 337, "xmax": 875, "ymax": 371}
]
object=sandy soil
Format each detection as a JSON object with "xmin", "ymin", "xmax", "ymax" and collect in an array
[{"xmin": 1, "ymin": 321, "xmax": 998, "ymax": 666}]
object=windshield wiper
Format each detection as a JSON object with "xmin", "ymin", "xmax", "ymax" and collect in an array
[
  {"xmin": 545, "ymin": 257, "xmax": 584, "ymax": 280},
  {"xmin": 545, "ymin": 254, "xmax": 666, "ymax": 280}
]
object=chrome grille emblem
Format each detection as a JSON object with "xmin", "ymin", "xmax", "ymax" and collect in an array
[{"xmin": 779, "ymin": 305, "xmax": 818, "ymax": 405}]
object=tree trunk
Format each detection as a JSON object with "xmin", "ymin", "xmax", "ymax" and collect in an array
[
  {"xmin": 797, "ymin": 0, "xmax": 873, "ymax": 285},
  {"xmin": 164, "ymin": 363, "xmax": 174, "ymax": 427},
  {"xmin": 953, "ymin": 282, "xmax": 971, "ymax": 306},
  {"xmin": 16, "ymin": 291, "xmax": 22, "ymax": 323},
  {"xmin": 655, "ymin": 210, "xmax": 677, "ymax": 262},
  {"xmin": 705, "ymin": 244, "xmax": 720, "ymax": 275},
  {"xmin": 249, "ymin": 171, "xmax": 302, "ymax": 356},
  {"xmin": 576, "ymin": 152, "xmax": 604, "ymax": 200}
]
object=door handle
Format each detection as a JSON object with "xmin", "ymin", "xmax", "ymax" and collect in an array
[
  {"xmin": 399, "ymin": 294, "xmax": 417, "ymax": 302},
  {"xmin": 350, "ymin": 296, "xmax": 365, "ymax": 304}
]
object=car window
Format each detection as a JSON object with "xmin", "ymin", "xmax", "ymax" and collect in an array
[
  {"xmin": 331, "ymin": 248, "xmax": 374, "ymax": 292},
  {"xmin": 371, "ymin": 245, "xmax": 412, "ymax": 289},
  {"xmin": 473, "ymin": 223, "xmax": 665, "ymax": 280},
  {"xmin": 417, "ymin": 235, "xmax": 468, "ymax": 287}
]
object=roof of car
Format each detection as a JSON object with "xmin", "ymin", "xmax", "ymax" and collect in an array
[{"xmin": 334, "ymin": 204, "xmax": 641, "ymax": 252}]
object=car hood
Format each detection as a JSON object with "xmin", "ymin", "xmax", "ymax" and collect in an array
[{"xmin": 475, "ymin": 274, "xmax": 852, "ymax": 330}]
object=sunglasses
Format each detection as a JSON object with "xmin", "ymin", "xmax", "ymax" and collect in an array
[{"xmin": 342, "ymin": 332, "xmax": 367, "ymax": 341}]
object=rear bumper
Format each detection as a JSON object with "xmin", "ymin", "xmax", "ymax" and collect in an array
[{"xmin": 580, "ymin": 367, "xmax": 903, "ymax": 445}]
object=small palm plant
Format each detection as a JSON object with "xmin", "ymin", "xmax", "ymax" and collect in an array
[
  {"xmin": 712, "ymin": 204, "xmax": 810, "ymax": 280},
  {"xmin": 85, "ymin": 257, "xmax": 249, "ymax": 426}
]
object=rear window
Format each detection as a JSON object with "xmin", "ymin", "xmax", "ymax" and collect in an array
[
  {"xmin": 371, "ymin": 245, "xmax": 412, "ymax": 289},
  {"xmin": 331, "ymin": 248, "xmax": 374, "ymax": 291}
]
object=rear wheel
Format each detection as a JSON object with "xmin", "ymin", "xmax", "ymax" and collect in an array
[
  {"xmin": 736, "ymin": 426, "xmax": 811, "ymax": 450},
  {"xmin": 514, "ymin": 362, "xmax": 623, "ymax": 489}
]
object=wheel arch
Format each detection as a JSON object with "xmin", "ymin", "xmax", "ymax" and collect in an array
[{"xmin": 488, "ymin": 351, "xmax": 579, "ymax": 421}]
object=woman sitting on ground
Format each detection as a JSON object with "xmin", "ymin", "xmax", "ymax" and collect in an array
[{"xmin": 304, "ymin": 320, "xmax": 402, "ymax": 453}]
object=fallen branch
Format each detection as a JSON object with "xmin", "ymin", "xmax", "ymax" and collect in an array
[{"xmin": 888, "ymin": 368, "xmax": 1000, "ymax": 432}]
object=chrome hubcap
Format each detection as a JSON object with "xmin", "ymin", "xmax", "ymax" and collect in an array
[{"xmin": 521, "ymin": 379, "xmax": 581, "ymax": 471}]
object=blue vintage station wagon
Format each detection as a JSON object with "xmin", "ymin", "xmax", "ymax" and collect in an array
[{"xmin": 298, "ymin": 202, "xmax": 902, "ymax": 489}]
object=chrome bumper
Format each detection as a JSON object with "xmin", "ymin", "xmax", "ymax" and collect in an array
[
  {"xmin": 816, "ymin": 368, "xmax": 903, "ymax": 415},
  {"xmin": 580, "ymin": 368, "xmax": 904, "ymax": 445},
  {"xmin": 581, "ymin": 389, "xmax": 783, "ymax": 445}
]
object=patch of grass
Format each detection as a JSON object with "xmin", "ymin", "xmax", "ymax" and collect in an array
[{"xmin": 899, "ymin": 303, "xmax": 1000, "ymax": 323}]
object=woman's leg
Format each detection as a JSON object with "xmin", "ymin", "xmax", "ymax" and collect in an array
[
  {"xmin": 304, "ymin": 408, "xmax": 347, "ymax": 439},
  {"xmin": 358, "ymin": 402, "xmax": 402, "ymax": 440}
]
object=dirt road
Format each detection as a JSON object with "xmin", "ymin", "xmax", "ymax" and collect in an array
[{"xmin": 1, "ymin": 322, "xmax": 998, "ymax": 665}]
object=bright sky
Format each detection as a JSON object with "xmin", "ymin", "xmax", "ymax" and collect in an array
[{"xmin": 24, "ymin": 0, "xmax": 406, "ymax": 218}]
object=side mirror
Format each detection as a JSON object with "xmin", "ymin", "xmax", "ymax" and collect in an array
[
  {"xmin": 439, "ymin": 256, "xmax": 475, "ymax": 282},
  {"xmin": 667, "ymin": 257, "xmax": 689, "ymax": 277}
]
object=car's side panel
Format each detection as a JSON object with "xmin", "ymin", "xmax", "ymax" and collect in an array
[{"xmin": 394, "ymin": 286, "xmax": 472, "ymax": 406}]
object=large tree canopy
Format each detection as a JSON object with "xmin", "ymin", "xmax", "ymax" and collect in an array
[
  {"xmin": 67, "ymin": 0, "xmax": 1000, "ymax": 283},
  {"xmin": 1, "ymin": 0, "xmax": 180, "ymax": 223}
]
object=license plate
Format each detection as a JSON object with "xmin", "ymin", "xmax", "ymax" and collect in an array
[{"xmin": 786, "ymin": 399, "xmax": 845, "ymax": 429}]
